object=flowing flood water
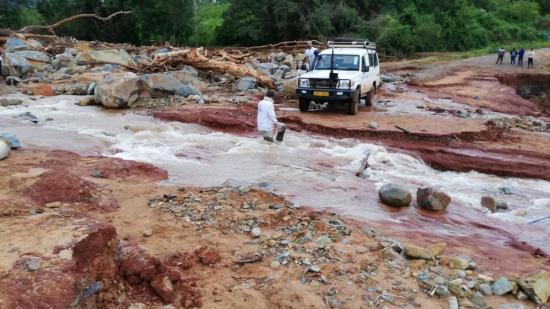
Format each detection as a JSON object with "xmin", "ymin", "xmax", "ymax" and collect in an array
[{"xmin": 1, "ymin": 94, "xmax": 550, "ymax": 259}]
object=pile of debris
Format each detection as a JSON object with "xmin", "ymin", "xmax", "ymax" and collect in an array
[
  {"xmin": 489, "ymin": 116, "xmax": 550, "ymax": 133},
  {"xmin": 1, "ymin": 29, "xmax": 312, "ymax": 108}
]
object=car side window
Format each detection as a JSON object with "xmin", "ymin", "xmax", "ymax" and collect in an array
[
  {"xmin": 368, "ymin": 53, "xmax": 374, "ymax": 67},
  {"xmin": 374, "ymin": 53, "xmax": 379, "ymax": 67},
  {"xmin": 362, "ymin": 56, "xmax": 368, "ymax": 72}
]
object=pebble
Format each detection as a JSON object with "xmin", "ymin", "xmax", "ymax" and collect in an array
[
  {"xmin": 142, "ymin": 229, "xmax": 153, "ymax": 237},
  {"xmin": 251, "ymin": 227, "xmax": 261, "ymax": 238},
  {"xmin": 470, "ymin": 291, "xmax": 487, "ymax": 308},
  {"xmin": 491, "ymin": 277, "xmax": 514, "ymax": 295},
  {"xmin": 434, "ymin": 276, "xmax": 447, "ymax": 285},
  {"xmin": 448, "ymin": 296, "xmax": 459, "ymax": 309},
  {"xmin": 24, "ymin": 257, "xmax": 41, "ymax": 272},
  {"xmin": 368, "ymin": 122, "xmax": 379, "ymax": 130},
  {"xmin": 270, "ymin": 261, "xmax": 280, "ymax": 269},
  {"xmin": 479, "ymin": 283, "xmax": 493, "ymax": 296},
  {"xmin": 436, "ymin": 285, "xmax": 451, "ymax": 297},
  {"xmin": 307, "ymin": 265, "xmax": 321, "ymax": 273},
  {"xmin": 514, "ymin": 290, "xmax": 529, "ymax": 301},
  {"xmin": 362, "ymin": 227, "xmax": 376, "ymax": 238}
]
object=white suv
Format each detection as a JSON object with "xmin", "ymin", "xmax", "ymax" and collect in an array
[{"xmin": 296, "ymin": 39, "xmax": 381, "ymax": 115}]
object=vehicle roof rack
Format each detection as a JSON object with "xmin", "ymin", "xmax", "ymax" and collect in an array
[{"xmin": 327, "ymin": 39, "xmax": 376, "ymax": 50}]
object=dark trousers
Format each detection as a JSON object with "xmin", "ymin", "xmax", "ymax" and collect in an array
[
  {"xmin": 496, "ymin": 55, "xmax": 503, "ymax": 64},
  {"xmin": 528, "ymin": 58, "xmax": 534, "ymax": 68},
  {"xmin": 511, "ymin": 56, "xmax": 516, "ymax": 65},
  {"xmin": 517, "ymin": 56, "xmax": 524, "ymax": 66}
]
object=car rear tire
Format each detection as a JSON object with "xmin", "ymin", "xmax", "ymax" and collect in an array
[
  {"xmin": 365, "ymin": 86, "xmax": 375, "ymax": 106},
  {"xmin": 299, "ymin": 98, "xmax": 309, "ymax": 112},
  {"xmin": 348, "ymin": 90, "xmax": 360, "ymax": 115}
]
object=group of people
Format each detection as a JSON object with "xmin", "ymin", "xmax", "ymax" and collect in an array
[{"xmin": 496, "ymin": 47, "xmax": 535, "ymax": 68}]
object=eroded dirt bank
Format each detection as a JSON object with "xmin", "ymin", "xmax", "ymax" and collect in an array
[{"xmin": 0, "ymin": 150, "xmax": 548, "ymax": 308}]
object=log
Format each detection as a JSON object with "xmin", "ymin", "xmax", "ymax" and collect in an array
[
  {"xmin": 151, "ymin": 49, "xmax": 276, "ymax": 89},
  {"xmin": 17, "ymin": 11, "xmax": 133, "ymax": 35}
]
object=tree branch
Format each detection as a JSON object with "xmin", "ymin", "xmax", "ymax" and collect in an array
[{"xmin": 17, "ymin": 11, "xmax": 133, "ymax": 34}]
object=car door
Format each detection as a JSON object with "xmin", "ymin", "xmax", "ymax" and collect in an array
[{"xmin": 361, "ymin": 54, "xmax": 370, "ymax": 94}]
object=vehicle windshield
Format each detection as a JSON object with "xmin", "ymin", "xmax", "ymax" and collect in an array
[{"xmin": 314, "ymin": 54, "xmax": 359, "ymax": 71}]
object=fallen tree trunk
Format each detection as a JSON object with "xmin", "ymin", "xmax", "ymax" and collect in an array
[{"xmin": 151, "ymin": 49, "xmax": 276, "ymax": 89}]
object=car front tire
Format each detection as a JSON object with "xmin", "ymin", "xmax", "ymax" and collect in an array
[
  {"xmin": 299, "ymin": 98, "xmax": 310, "ymax": 112},
  {"xmin": 348, "ymin": 90, "xmax": 360, "ymax": 115}
]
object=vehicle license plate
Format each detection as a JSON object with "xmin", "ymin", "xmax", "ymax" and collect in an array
[{"xmin": 314, "ymin": 91, "xmax": 329, "ymax": 96}]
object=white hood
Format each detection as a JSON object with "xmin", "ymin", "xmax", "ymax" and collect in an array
[{"xmin": 299, "ymin": 70, "xmax": 362, "ymax": 81}]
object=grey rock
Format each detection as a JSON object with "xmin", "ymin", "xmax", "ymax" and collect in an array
[
  {"xmin": 448, "ymin": 296, "xmax": 459, "ymax": 309},
  {"xmin": 368, "ymin": 122, "xmax": 379, "ymax": 129},
  {"xmin": 141, "ymin": 73, "xmax": 188, "ymax": 97},
  {"xmin": 94, "ymin": 72, "xmax": 144, "ymax": 108},
  {"xmin": 417, "ymin": 187, "xmax": 451, "ymax": 211},
  {"xmin": 49, "ymin": 68, "xmax": 71, "ymax": 80},
  {"xmin": 273, "ymin": 52, "xmax": 286, "ymax": 62},
  {"xmin": 307, "ymin": 265, "xmax": 321, "ymax": 273},
  {"xmin": 499, "ymin": 187, "xmax": 513, "ymax": 195},
  {"xmin": 18, "ymin": 112, "xmax": 38, "ymax": 123},
  {"xmin": 491, "ymin": 277, "xmax": 514, "ymax": 295},
  {"xmin": 0, "ymin": 140, "xmax": 10, "ymax": 160},
  {"xmin": 0, "ymin": 132, "xmax": 20, "ymax": 149},
  {"xmin": 76, "ymin": 49, "xmax": 133, "ymax": 66},
  {"xmin": 0, "ymin": 98, "xmax": 23, "ymax": 106},
  {"xmin": 379, "ymin": 184, "xmax": 412, "ymax": 207},
  {"xmin": 133, "ymin": 54, "xmax": 152, "ymax": 65},
  {"xmin": 176, "ymin": 85, "xmax": 203, "ymax": 98},
  {"xmin": 15, "ymin": 51, "xmax": 50, "ymax": 63},
  {"xmin": 87, "ymin": 82, "xmax": 97, "ymax": 95},
  {"xmin": 470, "ymin": 291, "xmax": 487, "ymax": 308},
  {"xmin": 5, "ymin": 52, "xmax": 30, "ymax": 74},
  {"xmin": 5, "ymin": 76, "xmax": 22, "ymax": 85},
  {"xmin": 234, "ymin": 76, "xmax": 257, "ymax": 91},
  {"xmin": 434, "ymin": 276, "xmax": 447, "ymax": 285},
  {"xmin": 24, "ymin": 257, "xmax": 40, "ymax": 272},
  {"xmin": 90, "ymin": 170, "xmax": 103, "ymax": 178},
  {"xmin": 515, "ymin": 290, "xmax": 529, "ymax": 301},
  {"xmin": 52, "ymin": 52, "xmax": 73, "ymax": 70},
  {"xmin": 4, "ymin": 37, "xmax": 31, "ymax": 52},
  {"xmin": 380, "ymin": 74, "xmax": 396, "ymax": 83},
  {"xmin": 315, "ymin": 235, "xmax": 332, "ymax": 247},
  {"xmin": 362, "ymin": 227, "xmax": 376, "ymax": 238},
  {"xmin": 270, "ymin": 260, "xmax": 280, "ymax": 269},
  {"xmin": 79, "ymin": 281, "xmax": 102, "ymax": 300},
  {"xmin": 257, "ymin": 63, "xmax": 279, "ymax": 75},
  {"xmin": 479, "ymin": 283, "xmax": 493, "ymax": 296},
  {"xmin": 496, "ymin": 201, "xmax": 509, "ymax": 210},
  {"xmin": 436, "ymin": 285, "xmax": 451, "ymax": 297},
  {"xmin": 251, "ymin": 227, "xmax": 261, "ymax": 238}
]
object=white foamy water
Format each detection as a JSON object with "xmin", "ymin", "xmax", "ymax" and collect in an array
[{"xmin": 1, "ymin": 94, "xmax": 549, "ymax": 232}]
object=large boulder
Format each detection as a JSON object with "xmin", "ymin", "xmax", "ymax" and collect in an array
[
  {"xmin": 416, "ymin": 187, "xmax": 451, "ymax": 211},
  {"xmin": 379, "ymin": 184, "xmax": 412, "ymax": 207},
  {"xmin": 76, "ymin": 49, "xmax": 133, "ymax": 66},
  {"xmin": 15, "ymin": 51, "xmax": 50, "ymax": 63},
  {"xmin": 256, "ymin": 63, "xmax": 279, "ymax": 75},
  {"xmin": 0, "ymin": 140, "xmax": 11, "ymax": 160},
  {"xmin": 4, "ymin": 52, "xmax": 30, "ymax": 75},
  {"xmin": 283, "ymin": 78, "xmax": 298, "ymax": 98},
  {"xmin": 4, "ymin": 37, "xmax": 30, "ymax": 52},
  {"xmin": 234, "ymin": 77, "xmax": 257, "ymax": 91},
  {"xmin": 140, "ymin": 73, "xmax": 203, "ymax": 99},
  {"xmin": 94, "ymin": 73, "xmax": 145, "ymax": 108},
  {"xmin": 4, "ymin": 51, "xmax": 51, "ymax": 75}
]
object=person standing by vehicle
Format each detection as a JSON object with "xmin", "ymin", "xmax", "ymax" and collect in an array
[
  {"xmin": 518, "ymin": 48, "xmax": 525, "ymax": 66},
  {"xmin": 527, "ymin": 48, "xmax": 535, "ymax": 68},
  {"xmin": 304, "ymin": 41, "xmax": 317, "ymax": 71},
  {"xmin": 257, "ymin": 89, "xmax": 286, "ymax": 143},
  {"xmin": 496, "ymin": 47, "xmax": 505, "ymax": 64},
  {"xmin": 510, "ymin": 48, "xmax": 517, "ymax": 65}
]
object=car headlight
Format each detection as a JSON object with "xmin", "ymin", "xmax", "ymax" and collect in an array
[
  {"xmin": 299, "ymin": 78, "xmax": 310, "ymax": 88},
  {"xmin": 337, "ymin": 79, "xmax": 351, "ymax": 89}
]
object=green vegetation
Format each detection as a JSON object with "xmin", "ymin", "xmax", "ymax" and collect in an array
[{"xmin": 1, "ymin": 0, "xmax": 549, "ymax": 57}]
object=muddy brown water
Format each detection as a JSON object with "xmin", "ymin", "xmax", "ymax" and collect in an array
[{"xmin": 1, "ymin": 94, "xmax": 549, "ymax": 274}]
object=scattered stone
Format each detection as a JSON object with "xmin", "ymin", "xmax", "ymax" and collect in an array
[
  {"xmin": 24, "ymin": 257, "xmax": 41, "ymax": 272},
  {"xmin": 5, "ymin": 76, "xmax": 23, "ymax": 85},
  {"xmin": 416, "ymin": 187, "xmax": 451, "ymax": 211},
  {"xmin": 496, "ymin": 201, "xmax": 509, "ymax": 210},
  {"xmin": 234, "ymin": 76, "xmax": 257, "ymax": 91},
  {"xmin": 491, "ymin": 277, "xmax": 514, "ymax": 296},
  {"xmin": 307, "ymin": 265, "xmax": 321, "ymax": 273},
  {"xmin": 270, "ymin": 261, "xmax": 280, "ymax": 269},
  {"xmin": 439, "ymin": 256, "xmax": 470, "ymax": 270},
  {"xmin": 448, "ymin": 279, "xmax": 470, "ymax": 298},
  {"xmin": 90, "ymin": 170, "xmax": 103, "ymax": 178},
  {"xmin": 45, "ymin": 201, "xmax": 63, "ymax": 209},
  {"xmin": 0, "ymin": 140, "xmax": 11, "ymax": 160},
  {"xmin": 448, "ymin": 296, "xmax": 459, "ymax": 309},
  {"xmin": 368, "ymin": 122, "xmax": 379, "ymax": 129},
  {"xmin": 515, "ymin": 290, "xmax": 529, "ymax": 301},
  {"xmin": 378, "ymin": 184, "xmax": 412, "ymax": 207},
  {"xmin": 79, "ymin": 281, "xmax": 102, "ymax": 300},
  {"xmin": 436, "ymin": 285, "xmax": 451, "ymax": 297},
  {"xmin": 518, "ymin": 271, "xmax": 550, "ymax": 304},
  {"xmin": 0, "ymin": 98, "xmax": 23, "ymax": 106},
  {"xmin": 481, "ymin": 196, "xmax": 497, "ymax": 213},
  {"xmin": 499, "ymin": 187, "xmax": 513, "ymax": 195},
  {"xmin": 404, "ymin": 242, "xmax": 446, "ymax": 260},
  {"xmin": 479, "ymin": 283, "xmax": 493, "ymax": 296},
  {"xmin": 4, "ymin": 37, "xmax": 30, "ymax": 52},
  {"xmin": 142, "ymin": 229, "xmax": 153, "ymax": 237},
  {"xmin": 469, "ymin": 291, "xmax": 487, "ymax": 308},
  {"xmin": 17, "ymin": 111, "xmax": 39, "ymax": 123},
  {"xmin": 76, "ymin": 49, "xmax": 133, "ymax": 66},
  {"xmin": 251, "ymin": 227, "xmax": 262, "ymax": 238},
  {"xmin": 234, "ymin": 254, "xmax": 262, "ymax": 265},
  {"xmin": 78, "ymin": 97, "xmax": 96, "ymax": 107},
  {"xmin": 15, "ymin": 50, "xmax": 51, "ymax": 63},
  {"xmin": 362, "ymin": 227, "xmax": 376, "ymax": 238}
]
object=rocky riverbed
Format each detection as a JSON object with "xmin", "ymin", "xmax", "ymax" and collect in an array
[{"xmin": 1, "ymin": 36, "xmax": 550, "ymax": 308}]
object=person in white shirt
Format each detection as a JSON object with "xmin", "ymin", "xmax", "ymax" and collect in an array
[
  {"xmin": 257, "ymin": 89, "xmax": 286, "ymax": 142},
  {"xmin": 304, "ymin": 41, "xmax": 317, "ymax": 71},
  {"xmin": 527, "ymin": 48, "xmax": 535, "ymax": 68}
]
